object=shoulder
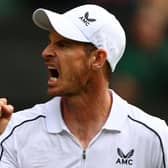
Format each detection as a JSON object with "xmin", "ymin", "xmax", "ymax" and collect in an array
[
  {"xmin": 112, "ymin": 90, "xmax": 167, "ymax": 134},
  {"xmin": 126, "ymin": 103, "xmax": 168, "ymax": 167},
  {"xmin": 0, "ymin": 97, "xmax": 59, "ymax": 139},
  {"xmin": 10, "ymin": 102, "xmax": 47, "ymax": 127},
  {"xmin": 127, "ymin": 103, "xmax": 167, "ymax": 135},
  {"xmin": 0, "ymin": 96, "xmax": 61, "ymax": 139},
  {"xmin": 0, "ymin": 103, "xmax": 46, "ymax": 141},
  {"xmin": 0, "ymin": 102, "xmax": 47, "ymax": 160}
]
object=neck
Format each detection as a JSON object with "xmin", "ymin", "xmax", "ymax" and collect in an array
[
  {"xmin": 61, "ymin": 78, "xmax": 112, "ymax": 149},
  {"xmin": 62, "ymin": 88, "xmax": 111, "ymax": 122}
]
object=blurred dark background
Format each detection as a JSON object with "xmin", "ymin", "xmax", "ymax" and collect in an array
[{"xmin": 0, "ymin": 0, "xmax": 167, "ymax": 123}]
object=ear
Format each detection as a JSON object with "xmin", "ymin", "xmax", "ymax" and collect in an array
[{"xmin": 90, "ymin": 49, "xmax": 107, "ymax": 70}]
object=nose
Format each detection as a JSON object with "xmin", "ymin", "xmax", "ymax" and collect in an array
[{"xmin": 41, "ymin": 44, "xmax": 54, "ymax": 59}]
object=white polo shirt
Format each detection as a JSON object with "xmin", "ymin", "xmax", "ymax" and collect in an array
[{"xmin": 0, "ymin": 90, "xmax": 168, "ymax": 168}]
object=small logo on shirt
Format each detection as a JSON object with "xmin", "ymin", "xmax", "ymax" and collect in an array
[
  {"xmin": 79, "ymin": 12, "xmax": 96, "ymax": 26},
  {"xmin": 116, "ymin": 148, "xmax": 134, "ymax": 166}
]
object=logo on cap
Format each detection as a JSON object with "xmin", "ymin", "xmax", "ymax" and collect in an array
[{"xmin": 79, "ymin": 12, "xmax": 96, "ymax": 26}]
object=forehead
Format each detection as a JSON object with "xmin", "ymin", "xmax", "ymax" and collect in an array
[
  {"xmin": 49, "ymin": 31, "xmax": 65, "ymax": 41},
  {"xmin": 48, "ymin": 31, "xmax": 92, "ymax": 46}
]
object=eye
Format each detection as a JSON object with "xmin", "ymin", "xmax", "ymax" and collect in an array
[{"xmin": 55, "ymin": 41, "xmax": 67, "ymax": 48}]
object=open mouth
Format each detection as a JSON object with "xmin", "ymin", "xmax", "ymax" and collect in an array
[{"xmin": 48, "ymin": 66, "xmax": 59, "ymax": 80}]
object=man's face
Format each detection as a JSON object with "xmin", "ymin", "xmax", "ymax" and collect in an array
[{"xmin": 42, "ymin": 31, "xmax": 94, "ymax": 97}]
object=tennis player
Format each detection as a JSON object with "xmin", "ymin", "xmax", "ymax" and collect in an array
[{"xmin": 0, "ymin": 4, "xmax": 167, "ymax": 168}]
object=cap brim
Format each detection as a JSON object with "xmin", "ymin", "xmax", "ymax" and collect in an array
[{"xmin": 32, "ymin": 8, "xmax": 89, "ymax": 42}]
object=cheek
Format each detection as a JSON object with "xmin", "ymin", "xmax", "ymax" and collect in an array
[
  {"xmin": 67, "ymin": 59, "xmax": 91, "ymax": 85},
  {"xmin": 60, "ymin": 49, "xmax": 91, "ymax": 82},
  {"xmin": 74, "ymin": 62, "xmax": 91, "ymax": 85}
]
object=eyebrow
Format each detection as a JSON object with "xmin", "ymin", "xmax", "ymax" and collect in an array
[
  {"xmin": 48, "ymin": 33, "xmax": 92, "ymax": 47},
  {"xmin": 48, "ymin": 34, "xmax": 74, "ymax": 44},
  {"xmin": 56, "ymin": 39, "xmax": 87, "ymax": 47}
]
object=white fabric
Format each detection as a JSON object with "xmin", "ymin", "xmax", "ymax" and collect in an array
[
  {"xmin": 32, "ymin": 4, "xmax": 126, "ymax": 72},
  {"xmin": 0, "ymin": 90, "xmax": 167, "ymax": 168}
]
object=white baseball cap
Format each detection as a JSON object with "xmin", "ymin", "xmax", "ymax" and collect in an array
[{"xmin": 32, "ymin": 4, "xmax": 126, "ymax": 72}]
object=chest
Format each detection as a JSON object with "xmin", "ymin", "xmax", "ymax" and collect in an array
[{"xmin": 16, "ymin": 131, "xmax": 155, "ymax": 168}]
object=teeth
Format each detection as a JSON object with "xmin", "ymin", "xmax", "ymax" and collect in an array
[
  {"xmin": 49, "ymin": 77, "xmax": 57, "ymax": 81},
  {"xmin": 48, "ymin": 66, "xmax": 56, "ymax": 69},
  {"xmin": 48, "ymin": 66, "xmax": 59, "ymax": 79}
]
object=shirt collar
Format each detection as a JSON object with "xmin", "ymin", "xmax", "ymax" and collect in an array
[
  {"xmin": 44, "ymin": 90, "xmax": 129, "ymax": 134},
  {"xmin": 44, "ymin": 97, "xmax": 67, "ymax": 133},
  {"xmin": 102, "ymin": 90, "xmax": 129, "ymax": 132}
]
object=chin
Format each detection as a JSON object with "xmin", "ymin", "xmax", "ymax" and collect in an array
[
  {"xmin": 47, "ymin": 89, "xmax": 59, "ymax": 97},
  {"xmin": 47, "ymin": 88, "xmax": 66, "ymax": 97},
  {"xmin": 47, "ymin": 85, "xmax": 80, "ymax": 97}
]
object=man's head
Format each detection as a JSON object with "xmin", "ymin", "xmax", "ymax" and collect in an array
[
  {"xmin": 32, "ymin": 5, "xmax": 126, "ymax": 96},
  {"xmin": 33, "ymin": 4, "xmax": 126, "ymax": 72}
]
